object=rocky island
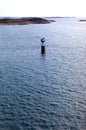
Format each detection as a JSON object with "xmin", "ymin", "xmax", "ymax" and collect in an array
[
  {"xmin": 79, "ymin": 19, "xmax": 86, "ymax": 22},
  {"xmin": 0, "ymin": 17, "xmax": 55, "ymax": 25}
]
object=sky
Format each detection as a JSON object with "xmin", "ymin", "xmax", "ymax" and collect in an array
[{"xmin": 0, "ymin": 0, "xmax": 86, "ymax": 17}]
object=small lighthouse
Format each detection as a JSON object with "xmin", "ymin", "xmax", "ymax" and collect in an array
[{"xmin": 40, "ymin": 37, "xmax": 45, "ymax": 54}]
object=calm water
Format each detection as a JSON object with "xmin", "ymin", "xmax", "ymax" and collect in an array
[{"xmin": 0, "ymin": 18, "xmax": 86, "ymax": 130}]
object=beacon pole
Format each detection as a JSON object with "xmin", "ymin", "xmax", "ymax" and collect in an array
[{"xmin": 40, "ymin": 37, "xmax": 45, "ymax": 54}]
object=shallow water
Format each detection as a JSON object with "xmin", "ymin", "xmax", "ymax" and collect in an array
[{"xmin": 0, "ymin": 18, "xmax": 86, "ymax": 130}]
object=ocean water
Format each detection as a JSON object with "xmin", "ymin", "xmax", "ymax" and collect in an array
[{"xmin": 0, "ymin": 18, "xmax": 86, "ymax": 130}]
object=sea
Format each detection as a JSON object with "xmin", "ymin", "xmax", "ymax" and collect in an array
[{"xmin": 0, "ymin": 18, "xmax": 86, "ymax": 130}]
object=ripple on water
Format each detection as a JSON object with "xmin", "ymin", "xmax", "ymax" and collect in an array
[{"xmin": 0, "ymin": 19, "xmax": 86, "ymax": 130}]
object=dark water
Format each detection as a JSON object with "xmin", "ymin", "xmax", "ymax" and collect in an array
[{"xmin": 0, "ymin": 18, "xmax": 86, "ymax": 130}]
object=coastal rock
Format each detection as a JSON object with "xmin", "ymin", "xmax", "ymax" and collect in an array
[
  {"xmin": 0, "ymin": 17, "xmax": 55, "ymax": 25},
  {"xmin": 79, "ymin": 19, "xmax": 86, "ymax": 22}
]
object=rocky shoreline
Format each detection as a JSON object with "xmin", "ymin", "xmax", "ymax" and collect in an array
[{"xmin": 0, "ymin": 17, "xmax": 55, "ymax": 25}]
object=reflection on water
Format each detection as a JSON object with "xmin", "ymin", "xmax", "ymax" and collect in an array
[{"xmin": 0, "ymin": 18, "xmax": 86, "ymax": 130}]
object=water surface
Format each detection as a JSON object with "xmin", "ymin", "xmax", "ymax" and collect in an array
[{"xmin": 0, "ymin": 18, "xmax": 86, "ymax": 130}]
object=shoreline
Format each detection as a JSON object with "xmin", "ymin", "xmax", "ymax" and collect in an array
[{"xmin": 0, "ymin": 17, "xmax": 55, "ymax": 25}]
